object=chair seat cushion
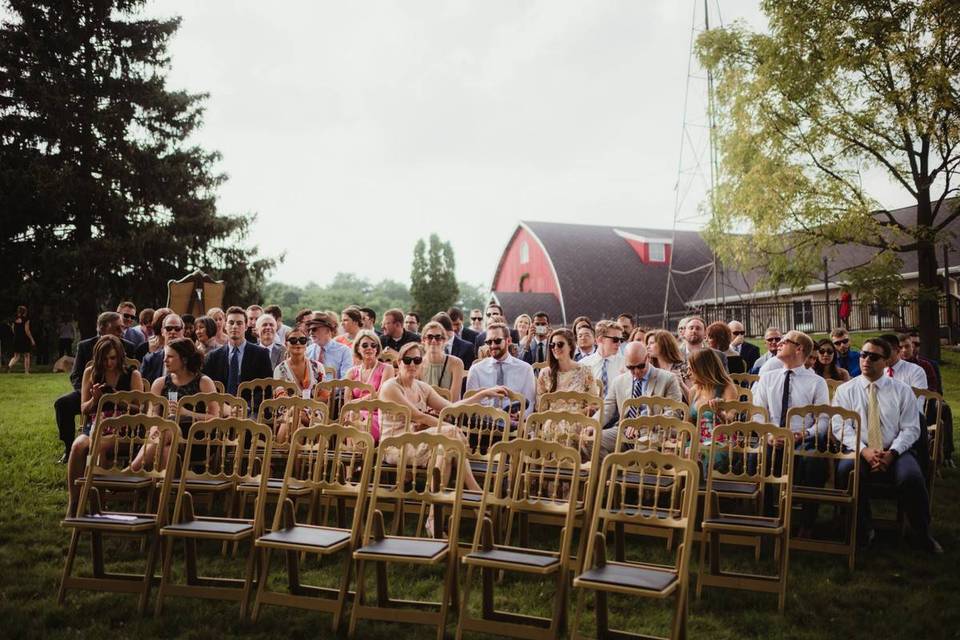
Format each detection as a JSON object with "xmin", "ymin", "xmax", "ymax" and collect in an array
[
  {"xmin": 163, "ymin": 519, "xmax": 253, "ymax": 536},
  {"xmin": 577, "ymin": 563, "xmax": 677, "ymax": 592},
  {"xmin": 90, "ymin": 474, "xmax": 154, "ymax": 487},
  {"xmin": 465, "ymin": 548, "xmax": 559, "ymax": 569},
  {"xmin": 238, "ymin": 478, "xmax": 308, "ymax": 492},
  {"xmin": 356, "ymin": 537, "xmax": 448, "ymax": 560},
  {"xmin": 259, "ymin": 526, "xmax": 350, "ymax": 549},
  {"xmin": 623, "ymin": 471, "xmax": 674, "ymax": 488},
  {"xmin": 184, "ymin": 478, "xmax": 233, "ymax": 489},
  {"xmin": 63, "ymin": 514, "xmax": 155, "ymax": 528},
  {"xmin": 702, "ymin": 515, "xmax": 781, "ymax": 530},
  {"xmin": 702, "ymin": 479, "xmax": 759, "ymax": 495}
]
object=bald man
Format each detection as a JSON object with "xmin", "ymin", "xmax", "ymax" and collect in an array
[
  {"xmin": 728, "ymin": 320, "xmax": 760, "ymax": 371},
  {"xmin": 599, "ymin": 342, "xmax": 683, "ymax": 457}
]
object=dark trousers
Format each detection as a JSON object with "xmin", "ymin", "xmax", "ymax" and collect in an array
[
  {"xmin": 58, "ymin": 338, "xmax": 73, "ymax": 358},
  {"xmin": 837, "ymin": 450, "xmax": 930, "ymax": 536},
  {"xmin": 54, "ymin": 390, "xmax": 81, "ymax": 449}
]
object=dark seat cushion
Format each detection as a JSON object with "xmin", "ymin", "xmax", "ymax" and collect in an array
[
  {"xmin": 162, "ymin": 519, "xmax": 253, "ymax": 536},
  {"xmin": 184, "ymin": 478, "xmax": 233, "ymax": 489},
  {"xmin": 90, "ymin": 474, "xmax": 154, "ymax": 487},
  {"xmin": 702, "ymin": 515, "xmax": 781, "ymax": 530},
  {"xmin": 258, "ymin": 526, "xmax": 350, "ymax": 549},
  {"xmin": 577, "ymin": 563, "xmax": 677, "ymax": 592},
  {"xmin": 465, "ymin": 548, "xmax": 559, "ymax": 569},
  {"xmin": 702, "ymin": 479, "xmax": 759, "ymax": 495},
  {"xmin": 623, "ymin": 471, "xmax": 675, "ymax": 488},
  {"xmin": 356, "ymin": 537, "xmax": 448, "ymax": 560}
]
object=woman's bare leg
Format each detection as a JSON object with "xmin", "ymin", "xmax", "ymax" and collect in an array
[
  {"xmin": 23, "ymin": 353, "xmax": 30, "ymax": 374},
  {"xmin": 66, "ymin": 435, "xmax": 90, "ymax": 517}
]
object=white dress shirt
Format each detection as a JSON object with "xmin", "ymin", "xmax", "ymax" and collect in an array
[
  {"xmin": 758, "ymin": 357, "xmax": 785, "ymax": 375},
  {"xmin": 832, "ymin": 375, "xmax": 920, "ymax": 454},
  {"xmin": 465, "ymin": 355, "xmax": 537, "ymax": 417},
  {"xmin": 751, "ymin": 365, "xmax": 829, "ymax": 435},
  {"xmin": 888, "ymin": 358, "xmax": 927, "ymax": 414},
  {"xmin": 580, "ymin": 351, "xmax": 625, "ymax": 388}
]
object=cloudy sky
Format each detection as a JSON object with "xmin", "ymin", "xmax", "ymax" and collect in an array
[{"xmin": 149, "ymin": 1, "xmax": 780, "ymax": 288}]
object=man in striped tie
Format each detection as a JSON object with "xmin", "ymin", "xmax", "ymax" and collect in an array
[{"xmin": 833, "ymin": 338, "xmax": 942, "ymax": 553}]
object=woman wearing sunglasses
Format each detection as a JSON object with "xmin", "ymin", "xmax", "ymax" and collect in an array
[
  {"xmin": 418, "ymin": 321, "xmax": 464, "ymax": 401},
  {"xmin": 812, "ymin": 338, "xmax": 850, "ymax": 381},
  {"xmin": 536, "ymin": 328, "xmax": 599, "ymax": 407},
  {"xmin": 345, "ymin": 330, "xmax": 394, "ymax": 441},
  {"xmin": 273, "ymin": 328, "xmax": 325, "ymax": 397},
  {"xmin": 378, "ymin": 342, "xmax": 509, "ymax": 492}
]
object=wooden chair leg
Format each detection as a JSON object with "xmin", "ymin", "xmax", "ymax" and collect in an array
[
  {"xmin": 436, "ymin": 554, "xmax": 457, "ymax": 640},
  {"xmin": 239, "ymin": 540, "xmax": 257, "ymax": 620},
  {"xmin": 348, "ymin": 560, "xmax": 367, "ymax": 639},
  {"xmin": 696, "ymin": 531, "xmax": 708, "ymax": 601},
  {"xmin": 138, "ymin": 533, "xmax": 161, "ymax": 614},
  {"xmin": 332, "ymin": 548, "xmax": 354, "ymax": 632},
  {"xmin": 251, "ymin": 547, "xmax": 272, "ymax": 622},
  {"xmin": 91, "ymin": 531, "xmax": 105, "ymax": 578},
  {"xmin": 57, "ymin": 529, "xmax": 81, "ymax": 605},
  {"xmin": 155, "ymin": 537, "xmax": 175, "ymax": 616}
]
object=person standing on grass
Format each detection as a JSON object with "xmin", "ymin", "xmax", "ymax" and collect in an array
[{"xmin": 8, "ymin": 305, "xmax": 36, "ymax": 374}]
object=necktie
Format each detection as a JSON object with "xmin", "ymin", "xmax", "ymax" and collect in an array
[
  {"xmin": 779, "ymin": 370, "xmax": 792, "ymax": 429},
  {"xmin": 495, "ymin": 361, "xmax": 504, "ymax": 386},
  {"xmin": 601, "ymin": 358, "xmax": 609, "ymax": 390},
  {"xmin": 627, "ymin": 377, "xmax": 643, "ymax": 419},
  {"xmin": 867, "ymin": 382, "xmax": 884, "ymax": 449},
  {"xmin": 886, "ymin": 366, "xmax": 894, "ymax": 377},
  {"xmin": 227, "ymin": 347, "xmax": 240, "ymax": 396},
  {"xmin": 318, "ymin": 345, "xmax": 325, "ymax": 364},
  {"xmin": 536, "ymin": 341, "xmax": 544, "ymax": 363}
]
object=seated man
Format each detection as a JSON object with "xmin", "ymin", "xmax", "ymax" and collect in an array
[
  {"xmin": 833, "ymin": 338, "xmax": 942, "ymax": 553},
  {"xmin": 598, "ymin": 342, "xmax": 682, "ymax": 457},
  {"xmin": 140, "ymin": 314, "xmax": 185, "ymax": 384},
  {"xmin": 580, "ymin": 320, "xmax": 626, "ymax": 394},
  {"xmin": 305, "ymin": 313, "xmax": 352, "ymax": 378},
  {"xmin": 465, "ymin": 322, "xmax": 536, "ymax": 419},
  {"xmin": 749, "ymin": 326, "xmax": 783, "ymax": 374},
  {"xmin": 202, "ymin": 306, "xmax": 273, "ymax": 401}
]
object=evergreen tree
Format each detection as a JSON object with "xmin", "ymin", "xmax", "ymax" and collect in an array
[
  {"xmin": 0, "ymin": 0, "xmax": 275, "ymax": 338},
  {"xmin": 410, "ymin": 234, "xmax": 459, "ymax": 319}
]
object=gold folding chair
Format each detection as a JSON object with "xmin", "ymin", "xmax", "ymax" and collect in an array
[
  {"xmin": 236, "ymin": 377, "xmax": 299, "ymax": 416},
  {"xmin": 313, "ymin": 378, "xmax": 376, "ymax": 422},
  {"xmin": 697, "ymin": 421, "xmax": 794, "ymax": 612},
  {"xmin": 432, "ymin": 385, "xmax": 452, "ymax": 401},
  {"xmin": 59, "ymin": 415, "xmax": 179, "ymax": 612},
  {"xmin": 730, "ymin": 373, "xmax": 758, "ymax": 388},
  {"xmin": 714, "ymin": 400, "xmax": 769, "ymax": 424},
  {"xmin": 252, "ymin": 423, "xmax": 375, "ymax": 630},
  {"xmin": 915, "ymin": 387, "xmax": 945, "ymax": 506},
  {"xmin": 156, "ymin": 418, "xmax": 273, "ymax": 619},
  {"xmin": 214, "ymin": 380, "xmax": 226, "ymax": 394},
  {"xmin": 349, "ymin": 432, "xmax": 467, "ymax": 640},
  {"xmin": 338, "ymin": 398, "xmax": 411, "ymax": 439},
  {"xmin": 539, "ymin": 390, "xmax": 604, "ymax": 424},
  {"xmin": 621, "ymin": 396, "xmax": 688, "ymax": 422},
  {"xmin": 457, "ymin": 439, "xmax": 581, "ymax": 640},
  {"xmin": 571, "ymin": 450, "xmax": 699, "ymax": 640},
  {"xmin": 325, "ymin": 365, "xmax": 338, "ymax": 381},
  {"xmin": 465, "ymin": 387, "xmax": 528, "ymax": 433},
  {"xmin": 786, "ymin": 405, "xmax": 861, "ymax": 570},
  {"xmin": 533, "ymin": 361, "xmax": 549, "ymax": 375},
  {"xmin": 736, "ymin": 387, "xmax": 754, "ymax": 404}
]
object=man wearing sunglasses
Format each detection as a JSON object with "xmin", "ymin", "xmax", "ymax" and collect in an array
[
  {"xmin": 140, "ymin": 313, "xmax": 186, "ymax": 383},
  {"xmin": 728, "ymin": 320, "xmax": 760, "ymax": 371},
  {"xmin": 598, "ymin": 341, "xmax": 682, "ymax": 457},
  {"xmin": 830, "ymin": 327, "xmax": 860, "ymax": 377},
  {"xmin": 473, "ymin": 303, "xmax": 520, "ymax": 350},
  {"xmin": 749, "ymin": 327, "xmax": 783, "ymax": 374},
  {"xmin": 833, "ymin": 338, "xmax": 942, "ymax": 553},
  {"xmin": 304, "ymin": 313, "xmax": 353, "ymax": 379},
  {"xmin": 465, "ymin": 322, "xmax": 536, "ymax": 418},
  {"xmin": 116, "ymin": 301, "xmax": 145, "ymax": 348},
  {"xmin": 580, "ymin": 320, "xmax": 626, "ymax": 394}
]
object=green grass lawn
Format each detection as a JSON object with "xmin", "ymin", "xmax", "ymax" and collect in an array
[{"xmin": 1, "ymin": 358, "xmax": 959, "ymax": 639}]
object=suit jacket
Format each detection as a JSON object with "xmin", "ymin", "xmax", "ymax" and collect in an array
[
  {"xmin": 459, "ymin": 327, "xmax": 479, "ymax": 346},
  {"xmin": 140, "ymin": 349, "xmax": 165, "ymax": 384},
  {"xmin": 70, "ymin": 335, "xmax": 136, "ymax": 390},
  {"xmin": 520, "ymin": 338, "xmax": 550, "ymax": 365},
  {"xmin": 448, "ymin": 335, "xmax": 476, "ymax": 371},
  {"xmin": 261, "ymin": 341, "xmax": 286, "ymax": 369},
  {"xmin": 201, "ymin": 342, "xmax": 274, "ymax": 388},
  {"xmin": 738, "ymin": 342, "xmax": 761, "ymax": 372},
  {"xmin": 601, "ymin": 367, "xmax": 683, "ymax": 430}
]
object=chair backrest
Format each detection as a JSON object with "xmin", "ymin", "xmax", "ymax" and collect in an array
[
  {"xmin": 614, "ymin": 415, "xmax": 699, "ymax": 459},
  {"xmin": 171, "ymin": 418, "xmax": 273, "ymax": 528},
  {"xmin": 431, "ymin": 385, "xmax": 452, "ymax": 401},
  {"xmin": 272, "ymin": 423, "xmax": 375, "ymax": 539},
  {"xmin": 538, "ymin": 390, "xmax": 604, "ymax": 424},
  {"xmin": 364, "ymin": 432, "xmax": 466, "ymax": 539},
  {"xmin": 378, "ymin": 351, "xmax": 398, "ymax": 367},
  {"xmin": 124, "ymin": 357, "xmax": 141, "ymax": 370},
  {"xmin": 621, "ymin": 396, "xmax": 688, "ymax": 422},
  {"xmin": 436, "ymin": 404, "xmax": 511, "ymax": 461},
  {"xmin": 78, "ymin": 414, "xmax": 180, "ymax": 521},
  {"xmin": 338, "ymin": 398, "xmax": 411, "ymax": 437},
  {"xmin": 914, "ymin": 387, "xmax": 945, "ymax": 470},
  {"xmin": 236, "ymin": 377, "xmax": 300, "ymax": 415},
  {"xmin": 532, "ymin": 361, "xmax": 549, "ymax": 375},
  {"xmin": 704, "ymin": 421, "xmax": 794, "ymax": 519},
  {"xmin": 213, "ymin": 380, "xmax": 225, "ymax": 394},
  {"xmin": 94, "ymin": 390, "xmax": 170, "ymax": 427},
  {"xmin": 785, "ymin": 404, "xmax": 861, "ymax": 487},
  {"xmin": 522, "ymin": 410, "xmax": 603, "ymax": 507},
  {"xmin": 257, "ymin": 396, "xmax": 327, "ymax": 447},
  {"xmin": 325, "ymin": 365, "xmax": 338, "ymax": 381},
  {"xmin": 176, "ymin": 392, "xmax": 248, "ymax": 427},
  {"xmin": 730, "ymin": 373, "xmax": 759, "ymax": 388},
  {"xmin": 714, "ymin": 400, "xmax": 769, "ymax": 424},
  {"xmin": 584, "ymin": 450, "xmax": 699, "ymax": 574},
  {"xmin": 464, "ymin": 387, "xmax": 528, "ymax": 423},
  {"xmin": 735, "ymin": 386, "xmax": 754, "ymax": 404},
  {"xmin": 312, "ymin": 378, "xmax": 376, "ymax": 422}
]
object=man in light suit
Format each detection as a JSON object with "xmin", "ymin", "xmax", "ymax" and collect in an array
[{"xmin": 598, "ymin": 341, "xmax": 683, "ymax": 457}]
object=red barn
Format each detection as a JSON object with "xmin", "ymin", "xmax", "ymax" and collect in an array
[{"xmin": 489, "ymin": 221, "xmax": 713, "ymax": 326}]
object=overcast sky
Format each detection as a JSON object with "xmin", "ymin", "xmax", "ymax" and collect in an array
[{"xmin": 146, "ymin": 1, "xmax": 897, "ymax": 289}]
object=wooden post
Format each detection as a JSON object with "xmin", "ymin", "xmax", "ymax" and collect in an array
[
  {"xmin": 823, "ymin": 257, "xmax": 830, "ymax": 333},
  {"xmin": 944, "ymin": 244, "xmax": 953, "ymax": 344}
]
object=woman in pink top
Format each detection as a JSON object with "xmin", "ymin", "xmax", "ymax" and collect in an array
[{"xmin": 344, "ymin": 329, "xmax": 394, "ymax": 441}]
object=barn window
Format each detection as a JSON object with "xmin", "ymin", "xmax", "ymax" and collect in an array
[
  {"xmin": 520, "ymin": 241, "xmax": 530, "ymax": 264},
  {"xmin": 648, "ymin": 242, "xmax": 665, "ymax": 262}
]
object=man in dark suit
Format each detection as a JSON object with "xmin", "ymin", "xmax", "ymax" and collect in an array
[
  {"xmin": 520, "ymin": 311, "xmax": 551, "ymax": 365},
  {"xmin": 729, "ymin": 320, "xmax": 760, "ymax": 371},
  {"xmin": 202, "ymin": 307, "xmax": 273, "ymax": 400},
  {"xmin": 53, "ymin": 311, "xmax": 135, "ymax": 463},
  {"xmin": 473, "ymin": 302, "xmax": 521, "ymax": 349},
  {"xmin": 448, "ymin": 307, "xmax": 478, "ymax": 345},
  {"xmin": 139, "ymin": 313, "xmax": 187, "ymax": 383},
  {"xmin": 432, "ymin": 312, "xmax": 476, "ymax": 371}
]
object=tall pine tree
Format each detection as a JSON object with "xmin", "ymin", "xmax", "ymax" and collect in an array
[
  {"xmin": 409, "ymin": 234, "xmax": 459, "ymax": 319},
  {"xmin": 0, "ymin": 0, "xmax": 275, "ymax": 339}
]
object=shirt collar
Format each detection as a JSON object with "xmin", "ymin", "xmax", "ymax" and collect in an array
[{"xmin": 230, "ymin": 341, "xmax": 246, "ymax": 357}]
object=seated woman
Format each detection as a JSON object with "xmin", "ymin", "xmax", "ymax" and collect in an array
[
  {"xmin": 193, "ymin": 315, "xmax": 220, "ymax": 354},
  {"xmin": 628, "ymin": 327, "xmax": 646, "ymax": 343},
  {"xmin": 344, "ymin": 330, "xmax": 394, "ymax": 441},
  {"xmin": 131, "ymin": 338, "xmax": 218, "ymax": 471},
  {"xmin": 687, "ymin": 348, "xmax": 739, "ymax": 446},
  {"xmin": 647, "ymin": 329, "xmax": 691, "ymax": 400},
  {"xmin": 206, "ymin": 306, "xmax": 230, "ymax": 347},
  {"xmin": 706, "ymin": 321, "xmax": 746, "ymax": 374},
  {"xmin": 378, "ymin": 342, "xmax": 509, "ymax": 494},
  {"xmin": 813, "ymin": 338, "xmax": 850, "ymax": 381},
  {"xmin": 536, "ymin": 328, "xmax": 599, "ymax": 410},
  {"xmin": 274, "ymin": 328, "xmax": 325, "ymax": 397},
  {"xmin": 66, "ymin": 335, "xmax": 144, "ymax": 517},
  {"xmin": 418, "ymin": 321, "xmax": 464, "ymax": 401}
]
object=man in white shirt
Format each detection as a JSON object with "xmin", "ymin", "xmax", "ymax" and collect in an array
[
  {"xmin": 580, "ymin": 320, "xmax": 626, "ymax": 395},
  {"xmin": 833, "ymin": 338, "xmax": 941, "ymax": 553},
  {"xmin": 574, "ymin": 325, "xmax": 597, "ymax": 361},
  {"xmin": 752, "ymin": 330, "xmax": 830, "ymax": 533},
  {"xmin": 879, "ymin": 333, "xmax": 927, "ymax": 416},
  {"xmin": 465, "ymin": 322, "xmax": 536, "ymax": 418},
  {"xmin": 750, "ymin": 327, "xmax": 783, "ymax": 374}
]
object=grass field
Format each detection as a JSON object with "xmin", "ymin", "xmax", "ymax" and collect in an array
[{"xmin": 1, "ymin": 351, "xmax": 958, "ymax": 639}]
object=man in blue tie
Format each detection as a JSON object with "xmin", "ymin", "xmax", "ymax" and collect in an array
[{"xmin": 202, "ymin": 306, "xmax": 273, "ymax": 400}]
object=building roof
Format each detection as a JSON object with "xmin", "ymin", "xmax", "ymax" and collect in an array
[
  {"xmin": 491, "ymin": 292, "xmax": 565, "ymax": 326},
  {"xmin": 493, "ymin": 221, "xmax": 715, "ymax": 324}
]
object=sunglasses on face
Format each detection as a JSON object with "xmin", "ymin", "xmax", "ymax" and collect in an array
[
  {"xmin": 287, "ymin": 336, "xmax": 309, "ymax": 345},
  {"xmin": 732, "ymin": 330, "xmax": 745, "ymax": 336},
  {"xmin": 471, "ymin": 316, "xmax": 482, "ymax": 321},
  {"xmin": 765, "ymin": 336, "xmax": 782, "ymax": 343},
  {"xmin": 163, "ymin": 325, "xmax": 183, "ymax": 332},
  {"xmin": 781, "ymin": 338, "xmax": 800, "ymax": 348},
  {"xmin": 549, "ymin": 342, "xmax": 567, "ymax": 350},
  {"xmin": 485, "ymin": 312, "xmax": 497, "ymax": 317},
  {"xmin": 860, "ymin": 351, "xmax": 884, "ymax": 362},
  {"xmin": 401, "ymin": 356, "xmax": 423, "ymax": 365},
  {"xmin": 626, "ymin": 362, "xmax": 647, "ymax": 371},
  {"xmin": 818, "ymin": 348, "xmax": 835, "ymax": 356},
  {"xmin": 122, "ymin": 313, "xmax": 137, "ymax": 321},
  {"xmin": 484, "ymin": 338, "xmax": 504, "ymax": 346},
  {"xmin": 359, "ymin": 342, "xmax": 378, "ymax": 350},
  {"xmin": 424, "ymin": 334, "xmax": 445, "ymax": 342},
  {"xmin": 833, "ymin": 338, "xmax": 849, "ymax": 346},
  {"xmin": 605, "ymin": 335, "xmax": 623, "ymax": 343}
]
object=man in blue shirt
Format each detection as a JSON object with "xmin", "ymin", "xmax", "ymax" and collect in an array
[
  {"xmin": 831, "ymin": 327, "xmax": 861, "ymax": 377},
  {"xmin": 306, "ymin": 313, "xmax": 352, "ymax": 378}
]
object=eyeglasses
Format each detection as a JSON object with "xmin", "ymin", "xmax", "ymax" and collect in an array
[
  {"xmin": 549, "ymin": 342, "xmax": 567, "ymax": 350},
  {"xmin": 833, "ymin": 338, "xmax": 850, "ymax": 346},
  {"xmin": 781, "ymin": 338, "xmax": 800, "ymax": 348},
  {"xmin": 287, "ymin": 336, "xmax": 309, "ymax": 345},
  {"xmin": 604, "ymin": 335, "xmax": 623, "ymax": 343},
  {"xmin": 765, "ymin": 336, "xmax": 782, "ymax": 343},
  {"xmin": 818, "ymin": 348, "xmax": 835, "ymax": 356},
  {"xmin": 625, "ymin": 362, "xmax": 647, "ymax": 371},
  {"xmin": 731, "ymin": 330, "xmax": 745, "ymax": 336},
  {"xmin": 471, "ymin": 316, "xmax": 482, "ymax": 321},
  {"xmin": 122, "ymin": 313, "xmax": 137, "ymax": 321},
  {"xmin": 163, "ymin": 325, "xmax": 183, "ymax": 332},
  {"xmin": 484, "ymin": 338, "xmax": 504, "ymax": 346},
  {"xmin": 401, "ymin": 356, "xmax": 423, "ymax": 365},
  {"xmin": 485, "ymin": 312, "xmax": 497, "ymax": 317},
  {"xmin": 359, "ymin": 342, "xmax": 379, "ymax": 350},
  {"xmin": 860, "ymin": 351, "xmax": 884, "ymax": 362},
  {"xmin": 424, "ymin": 334, "xmax": 445, "ymax": 342}
]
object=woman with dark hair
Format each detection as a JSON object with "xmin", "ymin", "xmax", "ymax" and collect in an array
[
  {"xmin": 687, "ymin": 349, "xmax": 738, "ymax": 445},
  {"xmin": 9, "ymin": 305, "xmax": 36, "ymax": 373},
  {"xmin": 181, "ymin": 314, "xmax": 196, "ymax": 342},
  {"xmin": 813, "ymin": 338, "xmax": 850, "ymax": 381},
  {"xmin": 274, "ymin": 327, "xmax": 325, "ymax": 397},
  {"xmin": 193, "ymin": 315, "xmax": 220, "ymax": 354},
  {"xmin": 706, "ymin": 321, "xmax": 746, "ymax": 374},
  {"xmin": 536, "ymin": 328, "xmax": 599, "ymax": 408},
  {"xmin": 628, "ymin": 327, "xmax": 646, "ymax": 343},
  {"xmin": 65, "ymin": 335, "xmax": 143, "ymax": 516},
  {"xmin": 647, "ymin": 329, "xmax": 691, "ymax": 399}
]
